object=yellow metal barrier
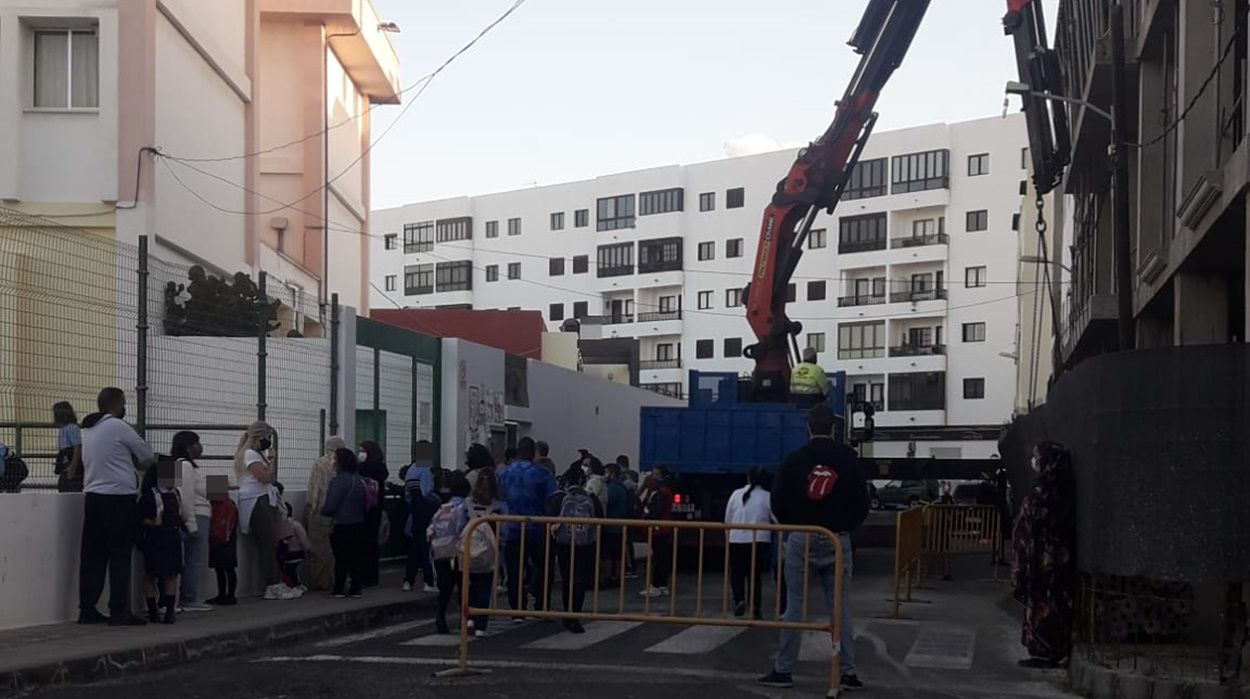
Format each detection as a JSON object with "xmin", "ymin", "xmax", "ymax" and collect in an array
[
  {"xmin": 891, "ymin": 506, "xmax": 925, "ymax": 617},
  {"xmin": 439, "ymin": 514, "xmax": 848, "ymax": 697},
  {"xmin": 921, "ymin": 504, "xmax": 1002, "ymax": 582}
]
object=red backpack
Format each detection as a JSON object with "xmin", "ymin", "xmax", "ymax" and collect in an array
[{"xmin": 210, "ymin": 498, "xmax": 238, "ymax": 546}]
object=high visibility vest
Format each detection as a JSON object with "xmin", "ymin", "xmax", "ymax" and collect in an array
[{"xmin": 790, "ymin": 362, "xmax": 829, "ymax": 395}]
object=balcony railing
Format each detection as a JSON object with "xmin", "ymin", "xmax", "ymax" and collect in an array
[
  {"xmin": 638, "ymin": 259, "xmax": 683, "ymax": 274},
  {"xmin": 597, "ymin": 265, "xmax": 634, "ymax": 278},
  {"xmin": 889, "ymin": 343, "xmax": 946, "ymax": 357},
  {"xmin": 890, "ymin": 233, "xmax": 949, "ymax": 249},
  {"xmin": 640, "ymin": 359, "xmax": 683, "ymax": 371},
  {"xmin": 837, "ymin": 295, "xmax": 886, "ymax": 308},
  {"xmin": 638, "ymin": 310, "xmax": 682, "ymax": 322},
  {"xmin": 889, "ymin": 288, "xmax": 948, "ymax": 303},
  {"xmin": 838, "ymin": 238, "xmax": 887, "ymax": 254},
  {"xmin": 579, "ymin": 314, "xmax": 634, "ymax": 326}
]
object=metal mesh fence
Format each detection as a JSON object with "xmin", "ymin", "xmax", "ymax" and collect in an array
[{"xmin": 0, "ymin": 207, "xmax": 333, "ymax": 488}]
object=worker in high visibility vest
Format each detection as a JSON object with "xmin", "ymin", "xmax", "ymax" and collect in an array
[{"xmin": 790, "ymin": 347, "xmax": 829, "ymax": 409}]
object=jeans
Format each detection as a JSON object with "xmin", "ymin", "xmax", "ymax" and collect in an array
[
  {"xmin": 405, "ymin": 532, "xmax": 435, "ymax": 587},
  {"xmin": 330, "ymin": 523, "xmax": 367, "ymax": 595},
  {"xmin": 180, "ymin": 515, "xmax": 210, "ymax": 605},
  {"xmin": 774, "ymin": 532, "xmax": 855, "ymax": 677},
  {"xmin": 79, "ymin": 493, "xmax": 139, "ymax": 615}
]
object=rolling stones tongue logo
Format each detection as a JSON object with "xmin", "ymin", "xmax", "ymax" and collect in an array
[{"xmin": 806, "ymin": 465, "xmax": 838, "ymax": 501}]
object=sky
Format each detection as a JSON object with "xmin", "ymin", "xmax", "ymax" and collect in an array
[{"xmin": 368, "ymin": 0, "xmax": 1059, "ymax": 208}]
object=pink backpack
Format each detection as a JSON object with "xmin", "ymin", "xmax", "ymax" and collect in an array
[{"xmin": 361, "ymin": 477, "xmax": 380, "ymax": 510}]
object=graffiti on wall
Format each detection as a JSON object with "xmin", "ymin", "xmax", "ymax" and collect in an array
[{"xmin": 466, "ymin": 383, "xmax": 505, "ymax": 445}]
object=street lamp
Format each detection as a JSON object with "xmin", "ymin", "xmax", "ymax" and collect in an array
[
  {"xmin": 1005, "ymin": 81, "xmax": 1111, "ymax": 123},
  {"xmin": 1019, "ymin": 255, "xmax": 1072, "ymax": 275},
  {"xmin": 323, "ymin": 21, "xmax": 401, "ymax": 306}
]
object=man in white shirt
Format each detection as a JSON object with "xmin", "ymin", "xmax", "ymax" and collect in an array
[{"xmin": 78, "ymin": 387, "xmax": 155, "ymax": 626}]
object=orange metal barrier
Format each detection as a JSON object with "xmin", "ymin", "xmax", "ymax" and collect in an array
[
  {"xmin": 438, "ymin": 514, "xmax": 848, "ymax": 697},
  {"xmin": 922, "ymin": 504, "xmax": 1002, "ymax": 581},
  {"xmin": 891, "ymin": 506, "xmax": 925, "ymax": 617}
]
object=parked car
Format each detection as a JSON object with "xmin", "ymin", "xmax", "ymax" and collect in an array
[{"xmin": 872, "ymin": 480, "xmax": 939, "ymax": 509}]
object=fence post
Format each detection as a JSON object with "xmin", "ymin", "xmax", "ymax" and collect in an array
[
  {"xmin": 329, "ymin": 293, "xmax": 340, "ymax": 437},
  {"xmin": 257, "ymin": 270, "xmax": 268, "ymax": 421},
  {"xmin": 372, "ymin": 347, "xmax": 381, "ymax": 444},
  {"xmin": 136, "ymin": 235, "xmax": 149, "ymax": 439}
]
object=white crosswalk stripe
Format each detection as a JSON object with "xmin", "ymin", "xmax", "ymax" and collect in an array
[
  {"xmin": 799, "ymin": 630, "xmax": 837, "ymax": 662},
  {"xmin": 520, "ymin": 621, "xmax": 642, "ymax": 650},
  {"xmin": 644, "ymin": 625, "xmax": 748, "ymax": 654},
  {"xmin": 316, "ymin": 619, "xmax": 435, "ymax": 648}
]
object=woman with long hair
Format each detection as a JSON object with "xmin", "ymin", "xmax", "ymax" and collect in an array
[
  {"xmin": 321, "ymin": 448, "xmax": 369, "ymax": 598},
  {"xmin": 1012, "ymin": 441, "xmax": 1077, "ymax": 668},
  {"xmin": 234, "ymin": 421, "xmax": 293, "ymax": 600},
  {"xmin": 305, "ymin": 436, "xmax": 345, "ymax": 591},
  {"xmin": 724, "ymin": 467, "xmax": 774, "ymax": 618},
  {"xmin": 53, "ymin": 401, "xmax": 82, "ymax": 492},
  {"xmin": 172, "ymin": 431, "xmax": 212, "ymax": 611},
  {"xmin": 357, "ymin": 441, "xmax": 389, "ymax": 587}
]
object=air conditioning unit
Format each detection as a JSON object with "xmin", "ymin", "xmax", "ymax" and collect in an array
[{"xmin": 1176, "ymin": 173, "xmax": 1222, "ymax": 231}]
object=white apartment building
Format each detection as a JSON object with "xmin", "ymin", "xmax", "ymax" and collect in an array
[{"xmin": 371, "ymin": 115, "xmax": 1030, "ymax": 459}]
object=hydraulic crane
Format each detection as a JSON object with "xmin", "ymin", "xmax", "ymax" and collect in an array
[{"xmin": 742, "ymin": 0, "xmax": 1070, "ymax": 400}]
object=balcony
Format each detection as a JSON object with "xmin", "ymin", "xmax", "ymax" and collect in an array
[
  {"xmin": 838, "ymin": 238, "xmax": 887, "ymax": 254},
  {"xmin": 638, "ymin": 310, "xmax": 681, "ymax": 322},
  {"xmin": 837, "ymin": 295, "xmax": 886, "ymax": 308},
  {"xmin": 890, "ymin": 233, "xmax": 948, "ymax": 250},
  {"xmin": 598, "ymin": 265, "xmax": 634, "ymax": 278},
  {"xmin": 889, "ymin": 343, "xmax": 946, "ymax": 358},
  {"xmin": 889, "ymin": 288, "xmax": 947, "ymax": 304},
  {"xmin": 640, "ymin": 359, "xmax": 683, "ymax": 371}
]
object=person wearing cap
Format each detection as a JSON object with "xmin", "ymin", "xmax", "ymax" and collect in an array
[{"xmin": 790, "ymin": 347, "xmax": 829, "ymax": 409}]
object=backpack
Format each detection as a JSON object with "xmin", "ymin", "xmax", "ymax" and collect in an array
[
  {"xmin": 554, "ymin": 488, "xmax": 597, "ymax": 547},
  {"xmin": 467, "ymin": 519, "xmax": 498, "ymax": 573},
  {"xmin": 0, "ymin": 448, "xmax": 29, "ymax": 493},
  {"xmin": 428, "ymin": 503, "xmax": 462, "ymax": 560},
  {"xmin": 362, "ymin": 477, "xmax": 380, "ymax": 510},
  {"xmin": 210, "ymin": 498, "xmax": 238, "ymax": 546}
]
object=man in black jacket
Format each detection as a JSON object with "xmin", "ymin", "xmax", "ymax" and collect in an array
[{"xmin": 758, "ymin": 405, "xmax": 870, "ymax": 694}]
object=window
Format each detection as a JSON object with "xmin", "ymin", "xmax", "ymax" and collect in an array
[
  {"xmin": 384, "ymin": 234, "xmax": 397, "ymax": 251},
  {"xmin": 597, "ymin": 242, "xmax": 634, "ymax": 277},
  {"xmin": 485, "ymin": 220, "xmax": 499, "ymax": 238},
  {"xmin": 844, "ymin": 157, "xmax": 887, "ymax": 200},
  {"xmin": 1012, "ymin": 213, "xmax": 1021, "ymax": 231},
  {"xmin": 435, "ymin": 217, "xmax": 472, "ymax": 242},
  {"xmin": 698, "ymin": 241, "xmax": 715, "ymax": 261},
  {"xmin": 33, "ymin": 29, "xmax": 99, "ymax": 109},
  {"xmin": 726, "ymin": 238, "xmax": 744, "ymax": 258},
  {"xmin": 435, "ymin": 261, "xmax": 472, "ymax": 292},
  {"xmin": 907, "ymin": 327, "xmax": 933, "ymax": 347},
  {"xmin": 403, "ymin": 264, "xmax": 434, "ymax": 295},
  {"xmin": 965, "ymin": 266, "xmax": 987, "ymax": 288},
  {"xmin": 638, "ymin": 237, "xmax": 683, "ymax": 273},
  {"xmin": 549, "ymin": 257, "xmax": 565, "ymax": 276},
  {"xmin": 384, "ymin": 275, "xmax": 397, "ymax": 292},
  {"xmin": 785, "ymin": 283, "xmax": 796, "ymax": 303},
  {"xmin": 889, "ymin": 372, "xmax": 946, "ymax": 410},
  {"xmin": 910, "ymin": 273, "xmax": 934, "ymax": 293},
  {"xmin": 966, "ymin": 210, "xmax": 988, "ymax": 232},
  {"xmin": 962, "ymin": 322, "xmax": 986, "ymax": 342},
  {"xmin": 1020, "ymin": 146, "xmax": 1029, "ymax": 169},
  {"xmin": 572, "ymin": 255, "xmax": 589, "ymax": 274},
  {"xmin": 967, "ymin": 153, "xmax": 990, "ymax": 177},
  {"xmin": 656, "ymin": 343, "xmax": 675, "ymax": 361},
  {"xmin": 807, "ymin": 332, "xmax": 826, "ymax": 353},
  {"xmin": 507, "ymin": 262, "xmax": 521, "ymax": 280},
  {"xmin": 573, "ymin": 301, "xmax": 588, "ymax": 319},
  {"xmin": 724, "ymin": 338, "xmax": 743, "ymax": 358},
  {"xmin": 574, "ymin": 209, "xmax": 589, "ymax": 228},
  {"xmin": 808, "ymin": 228, "xmax": 827, "ymax": 250},
  {"xmin": 486, "ymin": 264, "xmax": 500, "ymax": 282},
  {"xmin": 912, "ymin": 219, "xmax": 937, "ymax": 237},
  {"xmin": 507, "ymin": 218, "xmax": 522, "ymax": 236},
  {"xmin": 807, "ymin": 280, "xmax": 827, "ymax": 301},
  {"xmin": 550, "ymin": 212, "xmax": 565, "ymax": 231},
  {"xmin": 839, "ymin": 213, "xmax": 887, "ymax": 253},
  {"xmin": 891, "ymin": 149, "xmax": 950, "ymax": 193},
  {"xmin": 549, "ymin": 304, "xmax": 565, "ymax": 322},
  {"xmin": 725, "ymin": 288, "xmax": 743, "ymax": 307},
  {"xmin": 696, "ymin": 339, "xmax": 714, "ymax": 359},
  {"xmin": 726, "ymin": 187, "xmax": 745, "ymax": 208},
  {"xmin": 639, "ymin": 188, "xmax": 684, "ymax": 216},
  {"xmin": 596, "ymin": 194, "xmax": 636, "ymax": 231},
  {"xmin": 656, "ymin": 296, "xmax": 676, "ymax": 313},
  {"xmin": 963, "ymin": 378, "xmax": 986, "ymax": 400},
  {"xmin": 699, "ymin": 192, "xmax": 715, "ymax": 212},
  {"xmin": 403, "ymin": 222, "xmax": 433, "ymax": 253},
  {"xmin": 873, "ymin": 277, "xmax": 887, "ymax": 297},
  {"xmin": 838, "ymin": 321, "xmax": 885, "ymax": 359},
  {"xmin": 697, "ymin": 290, "xmax": 712, "ymax": 309}
]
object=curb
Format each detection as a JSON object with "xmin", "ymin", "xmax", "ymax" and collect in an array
[
  {"xmin": 1070, "ymin": 652, "xmax": 1249, "ymax": 699},
  {"xmin": 0, "ymin": 596, "xmax": 437, "ymax": 696}
]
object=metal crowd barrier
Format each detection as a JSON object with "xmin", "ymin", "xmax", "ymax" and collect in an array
[
  {"xmin": 890, "ymin": 504, "xmax": 1003, "ymax": 617},
  {"xmin": 891, "ymin": 506, "xmax": 925, "ymax": 617},
  {"xmin": 439, "ymin": 514, "xmax": 848, "ymax": 697}
]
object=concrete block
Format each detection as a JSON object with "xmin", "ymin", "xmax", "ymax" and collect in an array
[{"xmin": 1117, "ymin": 674, "xmax": 1151, "ymax": 699}]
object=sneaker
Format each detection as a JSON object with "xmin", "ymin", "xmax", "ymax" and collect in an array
[
  {"xmin": 757, "ymin": 671, "xmax": 794, "ymax": 689},
  {"xmin": 296, "ymin": 585, "xmax": 308, "ymax": 594},
  {"xmin": 78, "ymin": 609, "xmax": 109, "ymax": 625},
  {"xmin": 182, "ymin": 603, "xmax": 214, "ymax": 612},
  {"xmin": 840, "ymin": 674, "xmax": 864, "ymax": 689},
  {"xmin": 349, "ymin": 590, "xmax": 363, "ymax": 599},
  {"xmin": 474, "ymin": 630, "xmax": 487, "ymax": 638},
  {"xmin": 107, "ymin": 612, "xmax": 149, "ymax": 627},
  {"xmin": 263, "ymin": 584, "xmax": 284, "ymax": 600},
  {"xmin": 734, "ymin": 601, "xmax": 747, "ymax": 618},
  {"xmin": 639, "ymin": 586, "xmax": 668, "ymax": 598},
  {"xmin": 284, "ymin": 585, "xmax": 304, "ymax": 600},
  {"xmin": 174, "ymin": 606, "xmax": 185, "ymax": 614},
  {"xmin": 402, "ymin": 581, "xmax": 413, "ymax": 592},
  {"xmin": 331, "ymin": 592, "xmax": 347, "ymax": 599},
  {"xmin": 423, "ymin": 584, "xmax": 438, "ymax": 594}
]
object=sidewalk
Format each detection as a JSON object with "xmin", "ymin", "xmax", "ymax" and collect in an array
[{"xmin": 0, "ymin": 570, "xmax": 435, "ymax": 696}]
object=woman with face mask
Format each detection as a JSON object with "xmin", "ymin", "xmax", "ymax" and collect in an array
[
  {"xmin": 357, "ymin": 441, "xmax": 389, "ymax": 587},
  {"xmin": 234, "ymin": 422, "xmax": 296, "ymax": 600},
  {"xmin": 172, "ymin": 431, "xmax": 212, "ymax": 612}
]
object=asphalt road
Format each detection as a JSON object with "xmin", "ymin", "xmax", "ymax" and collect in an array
[{"xmin": 27, "ymin": 551, "xmax": 1074, "ymax": 699}]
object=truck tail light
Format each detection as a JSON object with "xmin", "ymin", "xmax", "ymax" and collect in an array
[{"xmin": 673, "ymin": 494, "xmax": 683, "ymax": 505}]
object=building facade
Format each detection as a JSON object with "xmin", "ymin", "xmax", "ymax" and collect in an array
[{"xmin": 371, "ymin": 115, "xmax": 1030, "ymax": 458}]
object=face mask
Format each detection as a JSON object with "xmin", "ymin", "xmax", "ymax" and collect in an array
[
  {"xmin": 1030, "ymin": 456, "xmax": 1040, "ymax": 471},
  {"xmin": 359, "ymin": 452, "xmax": 368, "ymax": 462},
  {"xmin": 258, "ymin": 438, "xmax": 272, "ymax": 451}
]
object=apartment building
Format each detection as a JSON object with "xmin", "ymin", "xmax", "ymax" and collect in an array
[
  {"xmin": 0, "ymin": 0, "xmax": 400, "ymax": 313},
  {"xmin": 1054, "ymin": 0, "xmax": 1249, "ymax": 363},
  {"xmin": 371, "ymin": 115, "xmax": 1029, "ymax": 458}
]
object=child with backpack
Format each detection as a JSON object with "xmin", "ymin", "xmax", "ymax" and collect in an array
[
  {"xmin": 546, "ymin": 465, "xmax": 604, "ymax": 634},
  {"xmin": 428, "ymin": 471, "xmax": 472, "ymax": 634},
  {"xmin": 403, "ymin": 464, "xmax": 441, "ymax": 593},
  {"xmin": 320, "ymin": 449, "xmax": 369, "ymax": 599},
  {"xmin": 206, "ymin": 475, "xmax": 239, "ymax": 606},
  {"xmin": 138, "ymin": 458, "xmax": 190, "ymax": 624}
]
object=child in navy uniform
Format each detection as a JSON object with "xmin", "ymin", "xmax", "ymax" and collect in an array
[
  {"xmin": 205, "ymin": 475, "xmax": 239, "ymax": 605},
  {"xmin": 139, "ymin": 458, "xmax": 187, "ymax": 624}
]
